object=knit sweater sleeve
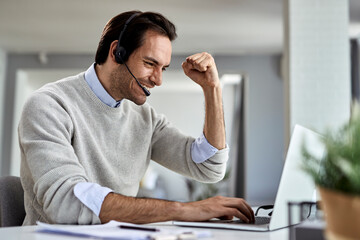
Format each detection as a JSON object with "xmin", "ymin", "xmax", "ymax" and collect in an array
[
  {"xmin": 149, "ymin": 107, "xmax": 229, "ymax": 183},
  {"xmin": 19, "ymin": 90, "xmax": 100, "ymax": 224}
]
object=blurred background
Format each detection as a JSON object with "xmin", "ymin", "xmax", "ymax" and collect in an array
[{"xmin": 0, "ymin": 0, "xmax": 359, "ymax": 205}]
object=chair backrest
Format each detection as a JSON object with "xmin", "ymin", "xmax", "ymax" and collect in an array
[{"xmin": 0, "ymin": 176, "xmax": 26, "ymax": 227}]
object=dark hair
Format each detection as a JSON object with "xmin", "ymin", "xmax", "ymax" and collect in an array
[{"xmin": 95, "ymin": 11, "xmax": 177, "ymax": 64}]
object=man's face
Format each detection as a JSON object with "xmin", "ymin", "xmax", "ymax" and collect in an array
[{"xmin": 110, "ymin": 30, "xmax": 172, "ymax": 105}]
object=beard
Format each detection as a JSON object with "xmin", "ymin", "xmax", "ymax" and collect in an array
[{"xmin": 109, "ymin": 65, "xmax": 147, "ymax": 105}]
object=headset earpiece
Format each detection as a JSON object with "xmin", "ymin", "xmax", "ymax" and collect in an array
[{"xmin": 115, "ymin": 46, "xmax": 126, "ymax": 64}]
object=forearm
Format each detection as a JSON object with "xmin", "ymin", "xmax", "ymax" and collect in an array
[
  {"xmin": 181, "ymin": 52, "xmax": 226, "ymax": 150},
  {"xmin": 99, "ymin": 193, "xmax": 183, "ymax": 224},
  {"xmin": 203, "ymin": 85, "xmax": 226, "ymax": 150},
  {"xmin": 100, "ymin": 194, "xmax": 255, "ymax": 224}
]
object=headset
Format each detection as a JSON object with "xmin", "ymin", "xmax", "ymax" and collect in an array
[{"xmin": 115, "ymin": 13, "xmax": 151, "ymax": 96}]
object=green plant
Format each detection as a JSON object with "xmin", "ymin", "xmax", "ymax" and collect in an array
[{"xmin": 302, "ymin": 104, "xmax": 360, "ymax": 195}]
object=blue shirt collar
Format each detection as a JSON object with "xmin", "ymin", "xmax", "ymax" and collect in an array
[{"xmin": 84, "ymin": 63, "xmax": 122, "ymax": 108}]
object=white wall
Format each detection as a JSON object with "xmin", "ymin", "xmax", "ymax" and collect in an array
[
  {"xmin": 0, "ymin": 49, "xmax": 7, "ymax": 175},
  {"xmin": 284, "ymin": 0, "xmax": 351, "ymax": 140}
]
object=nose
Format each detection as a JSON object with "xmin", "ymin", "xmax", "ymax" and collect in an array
[{"xmin": 150, "ymin": 67, "xmax": 163, "ymax": 86}]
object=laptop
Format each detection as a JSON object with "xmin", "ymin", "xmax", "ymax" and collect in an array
[{"xmin": 173, "ymin": 125, "xmax": 325, "ymax": 231}]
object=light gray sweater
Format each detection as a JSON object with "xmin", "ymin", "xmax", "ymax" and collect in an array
[{"xmin": 18, "ymin": 72, "xmax": 229, "ymax": 225}]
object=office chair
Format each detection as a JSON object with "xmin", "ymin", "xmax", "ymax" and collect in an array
[{"xmin": 0, "ymin": 176, "xmax": 26, "ymax": 227}]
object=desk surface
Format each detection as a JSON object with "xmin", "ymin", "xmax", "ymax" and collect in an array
[{"xmin": 0, "ymin": 222, "xmax": 290, "ymax": 240}]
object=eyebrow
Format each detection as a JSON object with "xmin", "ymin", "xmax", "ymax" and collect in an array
[{"xmin": 144, "ymin": 56, "xmax": 170, "ymax": 68}]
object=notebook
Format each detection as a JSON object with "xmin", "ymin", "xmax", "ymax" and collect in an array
[{"xmin": 173, "ymin": 125, "xmax": 325, "ymax": 231}]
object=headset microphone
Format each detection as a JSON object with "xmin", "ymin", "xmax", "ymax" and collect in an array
[
  {"xmin": 123, "ymin": 62, "xmax": 151, "ymax": 96},
  {"xmin": 115, "ymin": 13, "xmax": 151, "ymax": 97}
]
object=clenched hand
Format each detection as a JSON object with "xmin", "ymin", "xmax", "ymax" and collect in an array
[{"xmin": 182, "ymin": 52, "xmax": 220, "ymax": 89}]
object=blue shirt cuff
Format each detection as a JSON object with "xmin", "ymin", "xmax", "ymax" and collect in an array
[
  {"xmin": 191, "ymin": 133, "xmax": 219, "ymax": 163},
  {"xmin": 74, "ymin": 182, "xmax": 113, "ymax": 216}
]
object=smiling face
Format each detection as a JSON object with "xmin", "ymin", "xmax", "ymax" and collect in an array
[{"xmin": 109, "ymin": 30, "xmax": 172, "ymax": 105}]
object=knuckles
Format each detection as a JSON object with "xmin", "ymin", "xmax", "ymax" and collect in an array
[
  {"xmin": 211, "ymin": 196, "xmax": 246, "ymax": 205},
  {"xmin": 212, "ymin": 195, "xmax": 226, "ymax": 202}
]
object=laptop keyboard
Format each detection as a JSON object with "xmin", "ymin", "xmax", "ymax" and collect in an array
[
  {"xmin": 207, "ymin": 216, "xmax": 271, "ymax": 225},
  {"xmin": 254, "ymin": 216, "xmax": 271, "ymax": 225}
]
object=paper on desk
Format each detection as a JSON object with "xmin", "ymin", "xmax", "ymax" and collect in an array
[{"xmin": 36, "ymin": 221, "xmax": 212, "ymax": 240}]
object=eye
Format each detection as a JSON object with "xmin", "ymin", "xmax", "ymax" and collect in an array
[
  {"xmin": 144, "ymin": 61, "xmax": 154, "ymax": 67},
  {"xmin": 162, "ymin": 67, "xmax": 167, "ymax": 72}
]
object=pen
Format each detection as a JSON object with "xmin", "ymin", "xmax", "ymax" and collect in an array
[{"xmin": 118, "ymin": 225, "xmax": 160, "ymax": 232}]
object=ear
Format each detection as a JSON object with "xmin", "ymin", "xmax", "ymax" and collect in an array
[{"xmin": 109, "ymin": 40, "xmax": 119, "ymax": 63}]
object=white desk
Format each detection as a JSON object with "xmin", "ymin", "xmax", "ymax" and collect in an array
[{"xmin": 0, "ymin": 222, "xmax": 290, "ymax": 240}]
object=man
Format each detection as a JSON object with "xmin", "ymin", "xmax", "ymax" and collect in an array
[{"xmin": 19, "ymin": 10, "xmax": 254, "ymax": 225}]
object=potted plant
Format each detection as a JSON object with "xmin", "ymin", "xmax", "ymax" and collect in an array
[{"xmin": 302, "ymin": 104, "xmax": 360, "ymax": 240}]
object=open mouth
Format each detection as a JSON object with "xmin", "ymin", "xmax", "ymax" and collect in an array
[
  {"xmin": 143, "ymin": 85, "xmax": 150, "ymax": 93},
  {"xmin": 139, "ymin": 82, "xmax": 151, "ymax": 95}
]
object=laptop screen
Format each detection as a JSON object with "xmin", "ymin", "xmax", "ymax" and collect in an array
[{"xmin": 269, "ymin": 125, "xmax": 325, "ymax": 230}]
